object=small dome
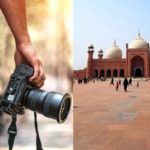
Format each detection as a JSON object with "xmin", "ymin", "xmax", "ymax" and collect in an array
[
  {"xmin": 88, "ymin": 44, "xmax": 94, "ymax": 50},
  {"xmin": 99, "ymin": 49, "xmax": 103, "ymax": 53},
  {"xmin": 106, "ymin": 41, "xmax": 122, "ymax": 59},
  {"xmin": 129, "ymin": 33, "xmax": 148, "ymax": 49}
]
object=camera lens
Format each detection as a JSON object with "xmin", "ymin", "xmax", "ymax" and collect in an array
[
  {"xmin": 24, "ymin": 89, "xmax": 71, "ymax": 123},
  {"xmin": 58, "ymin": 94, "xmax": 71, "ymax": 123}
]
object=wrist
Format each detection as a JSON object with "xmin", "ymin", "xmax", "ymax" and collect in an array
[
  {"xmin": 15, "ymin": 32, "xmax": 31, "ymax": 47},
  {"xmin": 16, "ymin": 40, "xmax": 32, "ymax": 52}
]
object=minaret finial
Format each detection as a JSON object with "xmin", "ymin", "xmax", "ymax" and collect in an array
[
  {"xmin": 114, "ymin": 39, "xmax": 116, "ymax": 44},
  {"xmin": 138, "ymin": 29, "xmax": 141, "ymax": 36},
  {"xmin": 113, "ymin": 39, "xmax": 117, "ymax": 46}
]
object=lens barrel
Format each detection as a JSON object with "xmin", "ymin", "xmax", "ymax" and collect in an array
[{"xmin": 24, "ymin": 89, "xmax": 71, "ymax": 123}]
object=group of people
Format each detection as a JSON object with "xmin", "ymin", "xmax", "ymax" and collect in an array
[
  {"xmin": 110, "ymin": 77, "xmax": 139, "ymax": 92},
  {"xmin": 77, "ymin": 77, "xmax": 89, "ymax": 84},
  {"xmin": 76, "ymin": 76, "xmax": 106, "ymax": 84},
  {"xmin": 75, "ymin": 76, "xmax": 140, "ymax": 91}
]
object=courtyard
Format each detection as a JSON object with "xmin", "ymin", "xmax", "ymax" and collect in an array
[{"xmin": 74, "ymin": 78, "xmax": 150, "ymax": 150}]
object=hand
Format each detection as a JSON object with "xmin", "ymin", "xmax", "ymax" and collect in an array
[{"xmin": 14, "ymin": 42, "xmax": 46, "ymax": 87}]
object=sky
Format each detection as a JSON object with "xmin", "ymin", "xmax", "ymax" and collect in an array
[{"xmin": 74, "ymin": 0, "xmax": 150, "ymax": 70}]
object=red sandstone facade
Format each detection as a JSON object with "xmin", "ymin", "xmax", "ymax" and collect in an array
[{"xmin": 74, "ymin": 34, "xmax": 150, "ymax": 79}]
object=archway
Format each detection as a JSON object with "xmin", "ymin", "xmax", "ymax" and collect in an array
[
  {"xmin": 113, "ymin": 69, "xmax": 118, "ymax": 77},
  {"xmin": 107, "ymin": 69, "xmax": 111, "ymax": 77},
  {"xmin": 100, "ymin": 69, "xmax": 105, "ymax": 77},
  {"xmin": 134, "ymin": 68, "xmax": 143, "ymax": 77},
  {"xmin": 120, "ymin": 69, "xmax": 124, "ymax": 77},
  {"xmin": 93, "ymin": 69, "xmax": 98, "ymax": 78},
  {"xmin": 131, "ymin": 56, "xmax": 144, "ymax": 77}
]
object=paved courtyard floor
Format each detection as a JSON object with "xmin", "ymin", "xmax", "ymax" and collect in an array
[{"xmin": 74, "ymin": 78, "xmax": 150, "ymax": 150}]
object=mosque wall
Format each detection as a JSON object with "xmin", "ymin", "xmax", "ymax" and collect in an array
[
  {"xmin": 73, "ymin": 69, "xmax": 86, "ymax": 79},
  {"xmin": 73, "ymin": 34, "xmax": 150, "ymax": 79},
  {"xmin": 92, "ymin": 59, "xmax": 126, "ymax": 78}
]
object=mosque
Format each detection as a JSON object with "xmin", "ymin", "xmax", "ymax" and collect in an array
[{"xmin": 73, "ymin": 33, "xmax": 150, "ymax": 79}]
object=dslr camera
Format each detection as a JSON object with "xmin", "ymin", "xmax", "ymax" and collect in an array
[{"xmin": 0, "ymin": 64, "xmax": 71, "ymax": 123}]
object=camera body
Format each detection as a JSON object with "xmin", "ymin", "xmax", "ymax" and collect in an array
[
  {"xmin": 1, "ymin": 64, "xmax": 33, "ymax": 116},
  {"xmin": 0, "ymin": 64, "xmax": 71, "ymax": 123}
]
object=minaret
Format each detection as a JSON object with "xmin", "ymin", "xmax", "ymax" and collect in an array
[
  {"xmin": 126, "ymin": 43, "xmax": 128, "ymax": 77},
  {"xmin": 98, "ymin": 49, "xmax": 103, "ymax": 59},
  {"xmin": 86, "ymin": 44, "xmax": 94, "ymax": 78}
]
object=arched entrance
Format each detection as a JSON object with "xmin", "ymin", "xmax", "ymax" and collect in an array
[
  {"xmin": 93, "ymin": 69, "xmax": 98, "ymax": 78},
  {"xmin": 134, "ymin": 67, "xmax": 143, "ymax": 77},
  {"xmin": 120, "ymin": 69, "xmax": 124, "ymax": 77},
  {"xmin": 131, "ymin": 56, "xmax": 144, "ymax": 77},
  {"xmin": 113, "ymin": 69, "xmax": 118, "ymax": 77},
  {"xmin": 100, "ymin": 69, "xmax": 105, "ymax": 77},
  {"xmin": 107, "ymin": 69, "xmax": 111, "ymax": 77}
]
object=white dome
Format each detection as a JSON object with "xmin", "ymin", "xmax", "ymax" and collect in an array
[
  {"xmin": 106, "ymin": 42, "xmax": 122, "ymax": 59},
  {"xmin": 129, "ymin": 34, "xmax": 148, "ymax": 49}
]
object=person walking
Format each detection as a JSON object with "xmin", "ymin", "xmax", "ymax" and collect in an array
[
  {"xmin": 137, "ymin": 81, "xmax": 139, "ymax": 87},
  {"xmin": 119, "ymin": 79, "xmax": 121, "ymax": 85},
  {"xmin": 116, "ymin": 81, "xmax": 119, "ymax": 91},
  {"xmin": 123, "ymin": 77, "xmax": 128, "ymax": 92},
  {"xmin": 110, "ymin": 77, "xmax": 114, "ymax": 85},
  {"xmin": 129, "ymin": 78, "xmax": 132, "ymax": 85}
]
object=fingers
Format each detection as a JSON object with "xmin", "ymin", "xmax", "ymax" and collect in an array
[
  {"xmin": 29, "ymin": 59, "xmax": 46, "ymax": 88},
  {"xmin": 29, "ymin": 61, "xmax": 40, "ymax": 81},
  {"xmin": 15, "ymin": 43, "xmax": 46, "ymax": 88}
]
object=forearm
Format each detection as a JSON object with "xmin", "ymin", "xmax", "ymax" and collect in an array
[
  {"xmin": 0, "ymin": 0, "xmax": 30, "ymax": 44},
  {"xmin": 0, "ymin": 0, "xmax": 45, "ymax": 87}
]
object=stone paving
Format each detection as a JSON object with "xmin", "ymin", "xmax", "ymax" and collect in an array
[{"xmin": 74, "ymin": 78, "xmax": 150, "ymax": 150}]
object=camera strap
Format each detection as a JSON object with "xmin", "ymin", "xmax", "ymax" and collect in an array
[
  {"xmin": 34, "ymin": 112, "xmax": 43, "ymax": 150},
  {"xmin": 8, "ymin": 116, "xmax": 17, "ymax": 150},
  {"xmin": 7, "ymin": 113, "xmax": 43, "ymax": 150}
]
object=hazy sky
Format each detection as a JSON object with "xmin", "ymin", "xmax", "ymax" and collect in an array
[{"xmin": 74, "ymin": 0, "xmax": 150, "ymax": 70}]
